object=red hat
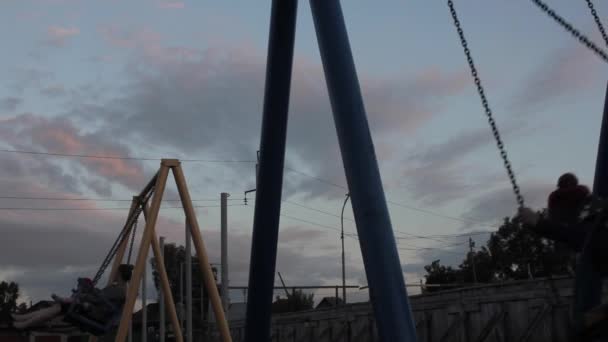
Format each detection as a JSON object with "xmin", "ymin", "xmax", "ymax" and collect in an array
[{"xmin": 557, "ymin": 173, "xmax": 578, "ymax": 189}]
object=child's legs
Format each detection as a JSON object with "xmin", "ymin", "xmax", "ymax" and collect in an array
[{"xmin": 13, "ymin": 304, "xmax": 62, "ymax": 329}]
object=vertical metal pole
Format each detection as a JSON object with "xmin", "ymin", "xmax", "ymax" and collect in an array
[
  {"xmin": 179, "ymin": 262, "xmax": 184, "ymax": 331},
  {"xmin": 573, "ymin": 81, "xmax": 608, "ymax": 332},
  {"xmin": 142, "ymin": 261, "xmax": 147, "ymax": 342},
  {"xmin": 186, "ymin": 221, "xmax": 193, "ymax": 342},
  {"xmin": 159, "ymin": 237, "xmax": 166, "ymax": 342},
  {"xmin": 243, "ymin": 1, "xmax": 298, "ymax": 341},
  {"xmin": 221, "ymin": 192, "xmax": 230, "ymax": 314},
  {"xmin": 309, "ymin": 1, "xmax": 417, "ymax": 340},
  {"xmin": 469, "ymin": 237, "xmax": 478, "ymax": 283},
  {"xmin": 340, "ymin": 194, "xmax": 349, "ymax": 305}
]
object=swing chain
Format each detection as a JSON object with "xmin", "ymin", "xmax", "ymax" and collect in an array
[
  {"xmin": 126, "ymin": 216, "xmax": 139, "ymax": 265},
  {"xmin": 531, "ymin": 0, "xmax": 608, "ymax": 63},
  {"xmin": 448, "ymin": 0, "xmax": 525, "ymax": 208},
  {"xmin": 585, "ymin": 0, "xmax": 608, "ymax": 47}
]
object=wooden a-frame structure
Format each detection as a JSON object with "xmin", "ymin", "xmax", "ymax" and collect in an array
[{"xmin": 89, "ymin": 159, "xmax": 232, "ymax": 342}]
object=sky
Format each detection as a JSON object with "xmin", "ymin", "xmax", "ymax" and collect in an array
[{"xmin": 0, "ymin": 0, "xmax": 607, "ymax": 307}]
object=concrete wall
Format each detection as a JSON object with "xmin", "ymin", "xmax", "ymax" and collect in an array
[{"xmin": 207, "ymin": 277, "xmax": 606, "ymax": 342}]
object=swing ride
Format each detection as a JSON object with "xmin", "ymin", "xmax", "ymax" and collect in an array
[{"xmin": 14, "ymin": 0, "xmax": 608, "ymax": 341}]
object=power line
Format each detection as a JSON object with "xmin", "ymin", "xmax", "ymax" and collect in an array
[
  {"xmin": 283, "ymin": 197, "xmax": 491, "ymax": 242},
  {"xmin": 0, "ymin": 204, "xmax": 247, "ymax": 211},
  {"xmin": 283, "ymin": 199, "xmax": 354, "ymax": 222},
  {"xmin": 283, "ymin": 167, "xmax": 498, "ymax": 228},
  {"xmin": 0, "ymin": 195, "xmax": 240, "ymax": 202},
  {"xmin": 0, "ymin": 148, "xmax": 255, "ymax": 163}
]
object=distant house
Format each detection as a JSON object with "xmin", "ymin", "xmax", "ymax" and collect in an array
[{"xmin": 315, "ymin": 297, "xmax": 344, "ymax": 310}]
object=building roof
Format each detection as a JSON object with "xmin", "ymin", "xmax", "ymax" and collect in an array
[{"xmin": 315, "ymin": 297, "xmax": 344, "ymax": 309}]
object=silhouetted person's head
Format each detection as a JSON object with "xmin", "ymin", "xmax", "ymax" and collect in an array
[{"xmin": 548, "ymin": 173, "xmax": 590, "ymax": 223}]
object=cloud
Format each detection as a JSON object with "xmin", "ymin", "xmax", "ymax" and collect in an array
[
  {"xmin": 157, "ymin": 1, "xmax": 184, "ymax": 9},
  {"xmin": 460, "ymin": 181, "xmax": 554, "ymax": 225},
  {"xmin": 46, "ymin": 26, "xmax": 80, "ymax": 47},
  {"xmin": 0, "ymin": 97, "xmax": 22, "ymax": 111},
  {"xmin": 0, "ymin": 114, "xmax": 147, "ymax": 192},
  {"xmin": 82, "ymin": 32, "xmax": 469, "ymax": 200},
  {"xmin": 509, "ymin": 44, "xmax": 600, "ymax": 113},
  {"xmin": 400, "ymin": 120, "xmax": 528, "ymax": 206},
  {"xmin": 40, "ymin": 84, "xmax": 67, "ymax": 98},
  {"xmin": 10, "ymin": 68, "xmax": 54, "ymax": 93}
]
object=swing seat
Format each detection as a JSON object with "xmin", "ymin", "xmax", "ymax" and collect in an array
[{"xmin": 62, "ymin": 284, "xmax": 125, "ymax": 336}]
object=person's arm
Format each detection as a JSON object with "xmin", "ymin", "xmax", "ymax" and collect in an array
[
  {"xmin": 526, "ymin": 215, "xmax": 589, "ymax": 251},
  {"xmin": 519, "ymin": 207, "xmax": 587, "ymax": 250}
]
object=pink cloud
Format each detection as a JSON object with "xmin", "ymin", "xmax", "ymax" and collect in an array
[
  {"xmin": 46, "ymin": 26, "xmax": 79, "ymax": 47},
  {"xmin": 0, "ymin": 114, "xmax": 145, "ymax": 192},
  {"xmin": 158, "ymin": 1, "xmax": 185, "ymax": 9}
]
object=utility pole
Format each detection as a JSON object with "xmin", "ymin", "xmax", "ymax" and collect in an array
[
  {"xmin": 469, "ymin": 237, "xmax": 478, "ymax": 284},
  {"xmin": 185, "ymin": 220, "xmax": 193, "ymax": 342},
  {"xmin": 221, "ymin": 192, "xmax": 230, "ymax": 314},
  {"xmin": 159, "ymin": 237, "xmax": 165, "ymax": 342},
  {"xmin": 340, "ymin": 194, "xmax": 350, "ymax": 305},
  {"xmin": 179, "ymin": 262, "xmax": 184, "ymax": 330},
  {"xmin": 142, "ymin": 259, "xmax": 147, "ymax": 342}
]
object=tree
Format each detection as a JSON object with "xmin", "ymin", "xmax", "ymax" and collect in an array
[
  {"xmin": 486, "ymin": 216, "xmax": 571, "ymax": 280},
  {"xmin": 423, "ymin": 260, "xmax": 463, "ymax": 293},
  {"xmin": 423, "ymin": 211, "xmax": 573, "ymax": 291},
  {"xmin": 271, "ymin": 290, "xmax": 314, "ymax": 314},
  {"xmin": 0, "ymin": 281, "xmax": 21, "ymax": 323}
]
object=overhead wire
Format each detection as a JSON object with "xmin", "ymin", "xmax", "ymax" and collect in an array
[
  {"xmin": 0, "ymin": 195, "xmax": 241, "ymax": 202},
  {"xmin": 0, "ymin": 148, "xmax": 255, "ymax": 163}
]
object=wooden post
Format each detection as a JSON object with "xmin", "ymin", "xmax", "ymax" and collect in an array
[
  {"xmin": 141, "ymin": 198, "xmax": 184, "ymax": 342},
  {"xmin": 150, "ymin": 229, "xmax": 183, "ymax": 342},
  {"xmin": 89, "ymin": 197, "xmax": 140, "ymax": 342},
  {"xmin": 115, "ymin": 163, "xmax": 179, "ymax": 342},
  {"xmin": 171, "ymin": 161, "xmax": 232, "ymax": 342}
]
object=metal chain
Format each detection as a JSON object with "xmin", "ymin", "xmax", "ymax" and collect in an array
[
  {"xmin": 91, "ymin": 189, "xmax": 154, "ymax": 285},
  {"xmin": 531, "ymin": 0, "xmax": 608, "ymax": 63},
  {"xmin": 447, "ymin": 0, "xmax": 525, "ymax": 208},
  {"xmin": 585, "ymin": 0, "xmax": 608, "ymax": 47},
  {"xmin": 126, "ymin": 218, "xmax": 139, "ymax": 265}
]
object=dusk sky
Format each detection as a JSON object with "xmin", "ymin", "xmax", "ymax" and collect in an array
[{"xmin": 1, "ymin": 0, "xmax": 607, "ymax": 306}]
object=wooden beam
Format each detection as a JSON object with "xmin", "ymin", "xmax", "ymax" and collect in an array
[
  {"xmin": 115, "ymin": 163, "xmax": 177, "ymax": 342},
  {"xmin": 171, "ymin": 162, "xmax": 232, "ymax": 342},
  {"xmin": 475, "ymin": 310, "xmax": 506, "ymax": 342},
  {"xmin": 142, "ymin": 202, "xmax": 184, "ymax": 342},
  {"xmin": 89, "ymin": 198, "xmax": 139, "ymax": 342},
  {"xmin": 518, "ymin": 305, "xmax": 550, "ymax": 342}
]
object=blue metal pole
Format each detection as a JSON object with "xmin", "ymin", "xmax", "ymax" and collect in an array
[
  {"xmin": 243, "ymin": 1, "xmax": 297, "ymax": 341},
  {"xmin": 309, "ymin": 1, "xmax": 417, "ymax": 341},
  {"xmin": 573, "ymin": 81, "xmax": 608, "ymax": 333}
]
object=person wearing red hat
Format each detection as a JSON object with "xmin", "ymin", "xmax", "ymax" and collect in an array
[{"xmin": 518, "ymin": 173, "xmax": 597, "ymax": 251}]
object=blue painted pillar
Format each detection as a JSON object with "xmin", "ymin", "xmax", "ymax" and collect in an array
[
  {"xmin": 309, "ymin": 1, "xmax": 417, "ymax": 340},
  {"xmin": 243, "ymin": 1, "xmax": 297, "ymax": 341},
  {"xmin": 573, "ymin": 81, "xmax": 608, "ymax": 332}
]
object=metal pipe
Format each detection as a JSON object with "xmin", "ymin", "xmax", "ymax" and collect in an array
[
  {"xmin": 243, "ymin": 1, "xmax": 298, "ymax": 341},
  {"xmin": 340, "ymin": 193, "xmax": 350, "ymax": 305},
  {"xmin": 179, "ymin": 262, "xmax": 184, "ymax": 331},
  {"xmin": 309, "ymin": 1, "xmax": 417, "ymax": 340},
  {"xmin": 221, "ymin": 193, "xmax": 230, "ymax": 313},
  {"xmin": 142, "ymin": 260, "xmax": 147, "ymax": 342},
  {"xmin": 573, "ymin": 81, "xmax": 608, "ymax": 332},
  {"xmin": 159, "ymin": 237, "xmax": 165, "ymax": 342},
  {"xmin": 186, "ymin": 221, "xmax": 193, "ymax": 342}
]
